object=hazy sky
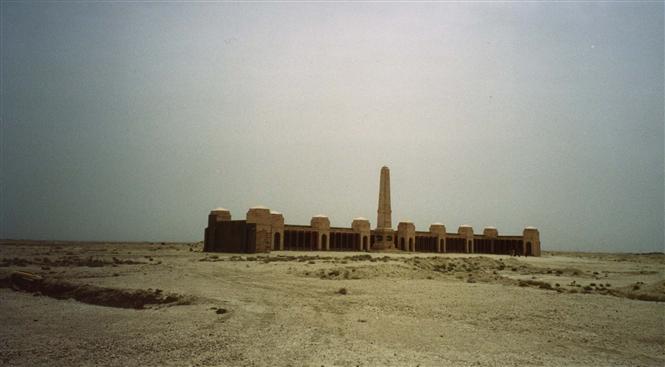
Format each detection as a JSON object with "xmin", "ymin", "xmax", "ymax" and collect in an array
[{"xmin": 2, "ymin": 2, "xmax": 663, "ymax": 252}]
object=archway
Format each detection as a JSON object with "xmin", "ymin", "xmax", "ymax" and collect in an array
[
  {"xmin": 408, "ymin": 238, "xmax": 413, "ymax": 252},
  {"xmin": 526, "ymin": 242, "xmax": 532, "ymax": 256},
  {"xmin": 440, "ymin": 238, "xmax": 444, "ymax": 252},
  {"xmin": 400, "ymin": 238, "xmax": 405, "ymax": 251},
  {"xmin": 321, "ymin": 234, "xmax": 327, "ymax": 250},
  {"xmin": 363, "ymin": 236, "xmax": 368, "ymax": 251},
  {"xmin": 274, "ymin": 232, "xmax": 281, "ymax": 250}
]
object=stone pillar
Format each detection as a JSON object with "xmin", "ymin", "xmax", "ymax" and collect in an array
[
  {"xmin": 483, "ymin": 227, "xmax": 498, "ymax": 238},
  {"xmin": 204, "ymin": 208, "xmax": 232, "ymax": 251},
  {"xmin": 210, "ymin": 208, "xmax": 232, "ymax": 222},
  {"xmin": 523, "ymin": 227, "xmax": 541, "ymax": 256},
  {"xmin": 373, "ymin": 166, "xmax": 395, "ymax": 250},
  {"xmin": 483, "ymin": 226, "xmax": 498, "ymax": 253},
  {"xmin": 429, "ymin": 223, "xmax": 446, "ymax": 253},
  {"xmin": 270, "ymin": 211, "xmax": 285, "ymax": 251},
  {"xmin": 377, "ymin": 166, "xmax": 392, "ymax": 229},
  {"xmin": 311, "ymin": 215, "xmax": 330, "ymax": 251},
  {"xmin": 397, "ymin": 221, "xmax": 416, "ymax": 252},
  {"xmin": 458, "ymin": 225, "xmax": 474, "ymax": 253},
  {"xmin": 246, "ymin": 206, "xmax": 272, "ymax": 253},
  {"xmin": 352, "ymin": 217, "xmax": 371, "ymax": 251}
]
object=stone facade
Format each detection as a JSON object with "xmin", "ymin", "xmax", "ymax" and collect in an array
[
  {"xmin": 270, "ymin": 211, "xmax": 285, "ymax": 251},
  {"xmin": 204, "ymin": 167, "xmax": 541, "ymax": 256},
  {"xmin": 430, "ymin": 223, "xmax": 446, "ymax": 253},
  {"xmin": 246, "ymin": 206, "xmax": 272, "ymax": 253},
  {"xmin": 310, "ymin": 215, "xmax": 330, "ymax": 251},
  {"xmin": 373, "ymin": 166, "xmax": 395, "ymax": 250},
  {"xmin": 397, "ymin": 221, "xmax": 416, "ymax": 252},
  {"xmin": 352, "ymin": 218, "xmax": 371, "ymax": 251}
]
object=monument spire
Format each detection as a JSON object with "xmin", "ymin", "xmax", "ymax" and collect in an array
[
  {"xmin": 377, "ymin": 166, "xmax": 392, "ymax": 229},
  {"xmin": 372, "ymin": 166, "xmax": 395, "ymax": 250}
]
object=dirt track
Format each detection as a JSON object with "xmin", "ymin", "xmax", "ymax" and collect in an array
[{"xmin": 0, "ymin": 241, "xmax": 663, "ymax": 366}]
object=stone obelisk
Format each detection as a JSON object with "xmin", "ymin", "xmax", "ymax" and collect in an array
[{"xmin": 373, "ymin": 166, "xmax": 395, "ymax": 250}]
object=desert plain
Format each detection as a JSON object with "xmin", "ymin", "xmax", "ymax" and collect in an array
[{"xmin": 0, "ymin": 241, "xmax": 663, "ymax": 366}]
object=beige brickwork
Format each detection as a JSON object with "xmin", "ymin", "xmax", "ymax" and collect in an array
[
  {"xmin": 373, "ymin": 166, "xmax": 395, "ymax": 250},
  {"xmin": 210, "ymin": 208, "xmax": 231, "ymax": 221},
  {"xmin": 311, "ymin": 215, "xmax": 331, "ymax": 250},
  {"xmin": 352, "ymin": 217, "xmax": 371, "ymax": 251},
  {"xmin": 270, "ymin": 211, "xmax": 285, "ymax": 250},
  {"xmin": 458, "ymin": 225, "xmax": 474, "ymax": 253},
  {"xmin": 429, "ymin": 223, "xmax": 446, "ymax": 252},
  {"xmin": 483, "ymin": 227, "xmax": 498, "ymax": 238},
  {"xmin": 246, "ymin": 206, "xmax": 272, "ymax": 253},
  {"xmin": 397, "ymin": 221, "xmax": 416, "ymax": 252},
  {"xmin": 523, "ymin": 227, "xmax": 541, "ymax": 256}
]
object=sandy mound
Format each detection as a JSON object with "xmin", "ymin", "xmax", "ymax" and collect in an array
[
  {"xmin": 0, "ymin": 256, "xmax": 148, "ymax": 268},
  {"xmin": 2, "ymin": 271, "xmax": 193, "ymax": 309},
  {"xmin": 608, "ymin": 280, "xmax": 665, "ymax": 302},
  {"xmin": 307, "ymin": 263, "xmax": 421, "ymax": 280}
]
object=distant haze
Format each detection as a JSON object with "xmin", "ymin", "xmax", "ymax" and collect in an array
[{"xmin": 2, "ymin": 2, "xmax": 663, "ymax": 252}]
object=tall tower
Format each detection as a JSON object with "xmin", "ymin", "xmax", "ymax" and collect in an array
[
  {"xmin": 377, "ymin": 166, "xmax": 392, "ymax": 228},
  {"xmin": 373, "ymin": 166, "xmax": 395, "ymax": 250}
]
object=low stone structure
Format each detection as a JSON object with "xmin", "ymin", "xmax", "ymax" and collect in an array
[{"xmin": 204, "ymin": 167, "xmax": 541, "ymax": 256}]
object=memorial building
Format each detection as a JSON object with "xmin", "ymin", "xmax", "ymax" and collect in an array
[{"xmin": 204, "ymin": 167, "xmax": 541, "ymax": 256}]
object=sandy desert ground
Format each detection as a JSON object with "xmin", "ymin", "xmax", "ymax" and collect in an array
[{"xmin": 0, "ymin": 240, "xmax": 663, "ymax": 366}]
